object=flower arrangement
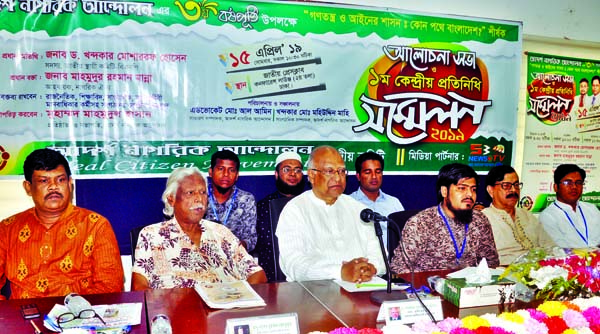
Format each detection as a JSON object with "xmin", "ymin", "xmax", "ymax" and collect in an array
[
  {"xmin": 309, "ymin": 297, "xmax": 600, "ymax": 334},
  {"xmin": 501, "ymin": 248, "xmax": 600, "ymax": 301}
]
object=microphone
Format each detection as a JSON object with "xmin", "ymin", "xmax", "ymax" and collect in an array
[
  {"xmin": 360, "ymin": 208, "xmax": 407, "ymax": 304},
  {"xmin": 360, "ymin": 208, "xmax": 389, "ymax": 222}
]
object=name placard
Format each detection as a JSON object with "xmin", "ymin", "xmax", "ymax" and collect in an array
[
  {"xmin": 225, "ymin": 313, "xmax": 299, "ymax": 334},
  {"xmin": 377, "ymin": 295, "xmax": 443, "ymax": 325}
]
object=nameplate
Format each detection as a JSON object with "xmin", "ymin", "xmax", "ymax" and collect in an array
[
  {"xmin": 377, "ymin": 295, "xmax": 444, "ymax": 325},
  {"xmin": 225, "ymin": 313, "xmax": 299, "ymax": 334}
]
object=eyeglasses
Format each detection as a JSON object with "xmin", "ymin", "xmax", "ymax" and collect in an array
[
  {"xmin": 57, "ymin": 309, "xmax": 106, "ymax": 331},
  {"xmin": 310, "ymin": 168, "xmax": 347, "ymax": 177},
  {"xmin": 281, "ymin": 166, "xmax": 303, "ymax": 174},
  {"xmin": 495, "ymin": 182, "xmax": 523, "ymax": 190},
  {"xmin": 560, "ymin": 180, "xmax": 585, "ymax": 187}
]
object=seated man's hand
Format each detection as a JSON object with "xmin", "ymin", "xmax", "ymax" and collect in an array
[{"xmin": 341, "ymin": 257, "xmax": 377, "ymax": 283}]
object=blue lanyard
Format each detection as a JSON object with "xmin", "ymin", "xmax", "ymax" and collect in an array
[
  {"xmin": 438, "ymin": 204, "xmax": 469, "ymax": 263},
  {"xmin": 554, "ymin": 202, "xmax": 588, "ymax": 245},
  {"xmin": 208, "ymin": 184, "xmax": 238, "ymax": 226}
]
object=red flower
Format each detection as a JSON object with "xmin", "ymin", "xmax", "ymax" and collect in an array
[{"xmin": 542, "ymin": 316, "xmax": 568, "ymax": 334}]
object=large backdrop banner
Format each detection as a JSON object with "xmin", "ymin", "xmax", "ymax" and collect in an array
[
  {"xmin": 522, "ymin": 52, "xmax": 600, "ymax": 212},
  {"xmin": 0, "ymin": 0, "xmax": 521, "ymax": 177}
]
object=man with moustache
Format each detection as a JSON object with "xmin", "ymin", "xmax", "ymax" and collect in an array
[
  {"xmin": 539, "ymin": 164, "xmax": 600, "ymax": 248},
  {"xmin": 204, "ymin": 150, "xmax": 257, "ymax": 252},
  {"xmin": 482, "ymin": 165, "xmax": 554, "ymax": 265},
  {"xmin": 350, "ymin": 151, "xmax": 404, "ymax": 250},
  {"xmin": 253, "ymin": 152, "xmax": 305, "ymax": 282},
  {"xmin": 276, "ymin": 146, "xmax": 385, "ymax": 282},
  {"xmin": 131, "ymin": 167, "xmax": 266, "ymax": 290},
  {"xmin": 390, "ymin": 163, "xmax": 499, "ymax": 274},
  {"xmin": 0, "ymin": 148, "xmax": 124, "ymax": 299}
]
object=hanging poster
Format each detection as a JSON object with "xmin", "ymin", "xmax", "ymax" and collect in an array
[
  {"xmin": 522, "ymin": 52, "xmax": 600, "ymax": 211},
  {"xmin": 0, "ymin": 0, "xmax": 521, "ymax": 176}
]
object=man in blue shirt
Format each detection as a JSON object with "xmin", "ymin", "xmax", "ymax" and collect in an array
[{"xmin": 350, "ymin": 151, "xmax": 404, "ymax": 249}]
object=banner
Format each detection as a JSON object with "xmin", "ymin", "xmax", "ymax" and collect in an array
[
  {"xmin": 522, "ymin": 52, "xmax": 600, "ymax": 211},
  {"xmin": 0, "ymin": 0, "xmax": 521, "ymax": 176}
]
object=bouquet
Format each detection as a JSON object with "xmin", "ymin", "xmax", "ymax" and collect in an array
[{"xmin": 501, "ymin": 248, "xmax": 600, "ymax": 301}]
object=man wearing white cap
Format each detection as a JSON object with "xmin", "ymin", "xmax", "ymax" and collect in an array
[{"xmin": 252, "ymin": 151, "xmax": 306, "ymax": 281}]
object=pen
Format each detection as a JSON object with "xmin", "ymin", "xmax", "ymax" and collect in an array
[
  {"xmin": 355, "ymin": 283, "xmax": 410, "ymax": 288},
  {"xmin": 30, "ymin": 319, "xmax": 42, "ymax": 334},
  {"xmin": 355, "ymin": 283, "xmax": 387, "ymax": 288}
]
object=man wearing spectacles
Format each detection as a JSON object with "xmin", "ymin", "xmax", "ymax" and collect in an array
[
  {"xmin": 539, "ymin": 164, "xmax": 600, "ymax": 248},
  {"xmin": 350, "ymin": 151, "xmax": 404, "ymax": 250},
  {"xmin": 276, "ymin": 146, "xmax": 385, "ymax": 282},
  {"xmin": 253, "ymin": 152, "xmax": 306, "ymax": 281},
  {"xmin": 390, "ymin": 163, "xmax": 499, "ymax": 274},
  {"xmin": 482, "ymin": 165, "xmax": 555, "ymax": 265},
  {"xmin": 131, "ymin": 167, "xmax": 266, "ymax": 290}
]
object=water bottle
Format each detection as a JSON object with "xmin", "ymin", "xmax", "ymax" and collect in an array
[
  {"xmin": 64, "ymin": 293, "xmax": 92, "ymax": 314},
  {"xmin": 151, "ymin": 314, "xmax": 172, "ymax": 334}
]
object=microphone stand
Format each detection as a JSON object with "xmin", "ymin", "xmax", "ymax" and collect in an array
[{"xmin": 370, "ymin": 218, "xmax": 407, "ymax": 304}]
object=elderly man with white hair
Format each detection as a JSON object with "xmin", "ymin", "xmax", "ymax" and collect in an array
[{"xmin": 131, "ymin": 167, "xmax": 266, "ymax": 290}]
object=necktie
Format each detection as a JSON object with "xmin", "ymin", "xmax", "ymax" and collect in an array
[
  {"xmin": 593, "ymin": 96, "xmax": 596, "ymax": 106},
  {"xmin": 580, "ymin": 95, "xmax": 584, "ymax": 107}
]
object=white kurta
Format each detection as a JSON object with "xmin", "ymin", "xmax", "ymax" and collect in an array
[
  {"xmin": 276, "ymin": 191, "xmax": 386, "ymax": 281},
  {"xmin": 539, "ymin": 200, "xmax": 600, "ymax": 248}
]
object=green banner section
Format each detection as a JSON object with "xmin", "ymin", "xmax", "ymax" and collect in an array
[
  {"xmin": 0, "ymin": 0, "xmax": 519, "ymax": 42},
  {"xmin": 3, "ymin": 138, "xmax": 512, "ymax": 176}
]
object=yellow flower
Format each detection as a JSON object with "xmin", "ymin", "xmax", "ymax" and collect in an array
[
  {"xmin": 562, "ymin": 329, "xmax": 577, "ymax": 334},
  {"xmin": 537, "ymin": 300, "xmax": 567, "ymax": 316},
  {"xmin": 461, "ymin": 315, "xmax": 490, "ymax": 329},
  {"xmin": 498, "ymin": 312, "xmax": 525, "ymax": 323}
]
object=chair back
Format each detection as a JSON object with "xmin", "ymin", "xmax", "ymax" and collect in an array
[
  {"xmin": 130, "ymin": 225, "xmax": 149, "ymax": 264},
  {"xmin": 268, "ymin": 197, "xmax": 293, "ymax": 282},
  {"xmin": 1, "ymin": 280, "xmax": 10, "ymax": 299},
  {"xmin": 387, "ymin": 210, "xmax": 420, "ymax": 261}
]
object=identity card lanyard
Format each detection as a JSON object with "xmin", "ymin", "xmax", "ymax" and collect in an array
[
  {"xmin": 554, "ymin": 202, "xmax": 588, "ymax": 245},
  {"xmin": 208, "ymin": 184, "xmax": 238, "ymax": 226},
  {"xmin": 438, "ymin": 204, "xmax": 469, "ymax": 264}
]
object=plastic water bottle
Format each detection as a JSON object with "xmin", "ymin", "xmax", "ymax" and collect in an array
[
  {"xmin": 151, "ymin": 314, "xmax": 172, "ymax": 334},
  {"xmin": 64, "ymin": 293, "xmax": 92, "ymax": 314}
]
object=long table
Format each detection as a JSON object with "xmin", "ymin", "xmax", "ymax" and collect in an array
[
  {"xmin": 1, "ymin": 274, "xmax": 518, "ymax": 333},
  {"xmin": 144, "ymin": 282, "xmax": 345, "ymax": 334}
]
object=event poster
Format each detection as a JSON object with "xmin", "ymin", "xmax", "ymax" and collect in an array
[
  {"xmin": 522, "ymin": 52, "xmax": 600, "ymax": 211},
  {"xmin": 0, "ymin": 0, "xmax": 521, "ymax": 176}
]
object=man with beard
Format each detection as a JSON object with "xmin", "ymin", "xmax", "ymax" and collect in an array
[
  {"xmin": 539, "ymin": 164, "xmax": 600, "ymax": 248},
  {"xmin": 277, "ymin": 146, "xmax": 385, "ymax": 282},
  {"xmin": 350, "ymin": 151, "xmax": 404, "ymax": 250},
  {"xmin": 390, "ymin": 163, "xmax": 499, "ymax": 274},
  {"xmin": 253, "ymin": 152, "xmax": 306, "ymax": 281},
  {"xmin": 0, "ymin": 148, "xmax": 124, "ymax": 299},
  {"xmin": 482, "ymin": 165, "xmax": 554, "ymax": 265},
  {"xmin": 132, "ymin": 167, "xmax": 266, "ymax": 290},
  {"xmin": 205, "ymin": 150, "xmax": 257, "ymax": 252}
]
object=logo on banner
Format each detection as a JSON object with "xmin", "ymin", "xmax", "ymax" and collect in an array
[
  {"xmin": 352, "ymin": 43, "xmax": 492, "ymax": 145},
  {"xmin": 526, "ymin": 72, "xmax": 575, "ymax": 125},
  {"xmin": 0, "ymin": 146, "xmax": 10, "ymax": 171}
]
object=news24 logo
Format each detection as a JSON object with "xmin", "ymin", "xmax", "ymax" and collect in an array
[{"xmin": 469, "ymin": 143, "xmax": 505, "ymax": 163}]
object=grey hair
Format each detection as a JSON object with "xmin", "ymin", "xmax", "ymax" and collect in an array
[{"xmin": 162, "ymin": 167, "xmax": 205, "ymax": 217}]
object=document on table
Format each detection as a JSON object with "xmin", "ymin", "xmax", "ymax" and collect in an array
[
  {"xmin": 334, "ymin": 276, "xmax": 409, "ymax": 292},
  {"xmin": 44, "ymin": 302, "xmax": 142, "ymax": 332}
]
